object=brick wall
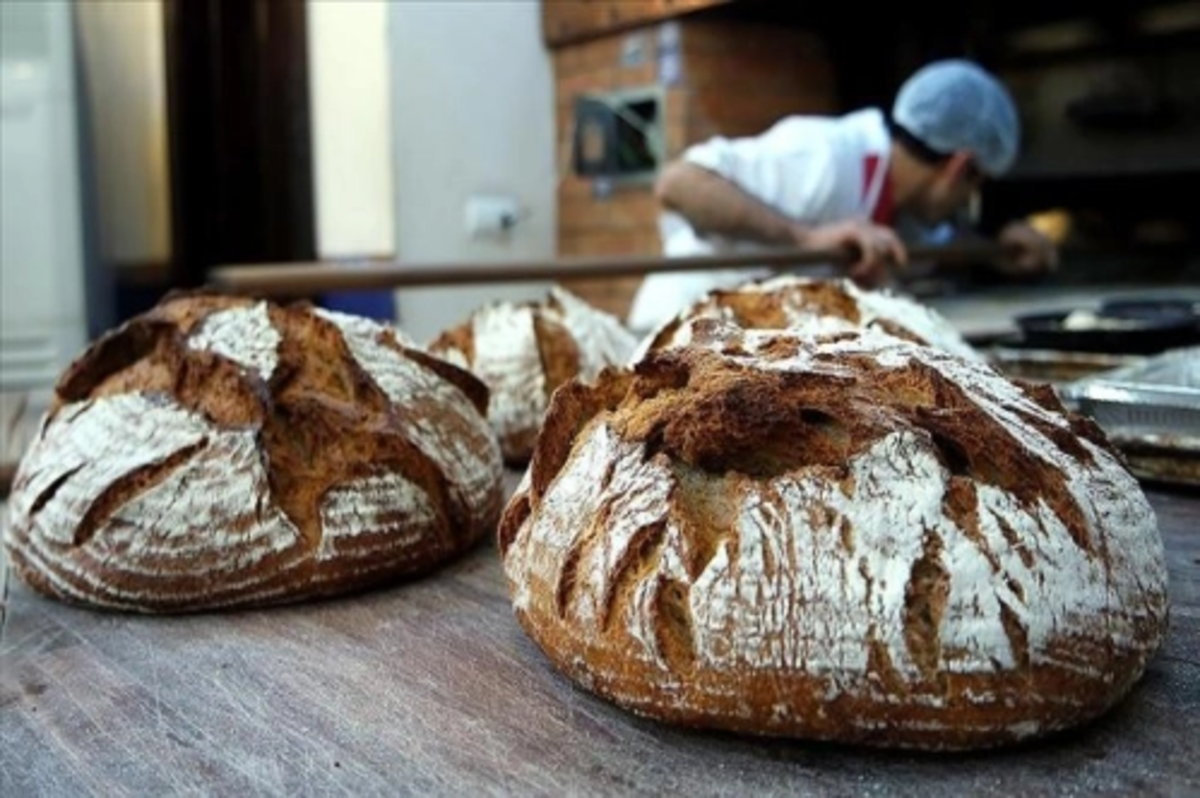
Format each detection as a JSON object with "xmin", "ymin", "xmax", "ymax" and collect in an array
[{"xmin": 552, "ymin": 18, "xmax": 839, "ymax": 319}]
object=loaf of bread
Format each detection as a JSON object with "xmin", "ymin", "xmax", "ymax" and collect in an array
[
  {"xmin": 499, "ymin": 318, "xmax": 1169, "ymax": 750},
  {"xmin": 4, "ymin": 293, "xmax": 505, "ymax": 613},
  {"xmin": 428, "ymin": 286, "xmax": 638, "ymax": 465},
  {"xmin": 633, "ymin": 276, "xmax": 982, "ymax": 363}
]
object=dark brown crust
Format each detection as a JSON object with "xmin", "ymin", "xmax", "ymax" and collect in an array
[
  {"xmin": 6, "ymin": 295, "xmax": 503, "ymax": 613},
  {"xmin": 429, "ymin": 291, "xmax": 628, "ymax": 468},
  {"xmin": 399, "ymin": 340, "xmax": 490, "ymax": 417},
  {"xmin": 646, "ymin": 278, "xmax": 947, "ymax": 352},
  {"xmin": 720, "ymin": 280, "xmax": 862, "ymax": 328},
  {"xmin": 500, "ymin": 327, "xmax": 1166, "ymax": 750},
  {"xmin": 527, "ymin": 366, "xmax": 634, "ymax": 502},
  {"xmin": 427, "ymin": 323, "xmax": 476, "ymax": 375},
  {"xmin": 514, "ymin": 625, "xmax": 1152, "ymax": 750},
  {"xmin": 532, "ymin": 315, "xmax": 581, "ymax": 404}
]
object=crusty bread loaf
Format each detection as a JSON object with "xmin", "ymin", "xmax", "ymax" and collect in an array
[
  {"xmin": 499, "ymin": 318, "xmax": 1169, "ymax": 750},
  {"xmin": 428, "ymin": 285, "xmax": 638, "ymax": 465},
  {"xmin": 4, "ymin": 292, "xmax": 505, "ymax": 613},
  {"xmin": 633, "ymin": 275, "xmax": 982, "ymax": 363}
]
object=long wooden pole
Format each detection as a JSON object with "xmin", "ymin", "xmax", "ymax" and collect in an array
[{"xmin": 207, "ymin": 242, "xmax": 1013, "ymax": 297}]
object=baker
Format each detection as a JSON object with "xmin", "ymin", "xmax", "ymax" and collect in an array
[{"xmin": 626, "ymin": 58, "xmax": 1058, "ymax": 332}]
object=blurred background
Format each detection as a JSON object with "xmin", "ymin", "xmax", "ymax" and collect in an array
[{"xmin": 2, "ymin": 0, "xmax": 1199, "ymax": 388}]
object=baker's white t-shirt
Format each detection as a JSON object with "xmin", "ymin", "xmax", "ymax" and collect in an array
[{"xmin": 626, "ymin": 108, "xmax": 894, "ymax": 333}]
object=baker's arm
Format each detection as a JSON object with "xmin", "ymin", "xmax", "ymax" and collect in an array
[
  {"xmin": 654, "ymin": 160, "xmax": 801, "ymax": 246},
  {"xmin": 995, "ymin": 220, "xmax": 1059, "ymax": 275},
  {"xmin": 925, "ymin": 213, "xmax": 1058, "ymax": 277},
  {"xmin": 654, "ymin": 161, "xmax": 908, "ymax": 285}
]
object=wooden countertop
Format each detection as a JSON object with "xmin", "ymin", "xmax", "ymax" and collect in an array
[{"xmin": 2, "ymin": 472, "xmax": 1198, "ymax": 796}]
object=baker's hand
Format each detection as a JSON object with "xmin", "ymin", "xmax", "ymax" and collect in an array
[
  {"xmin": 796, "ymin": 219, "xmax": 908, "ymax": 288},
  {"xmin": 997, "ymin": 220, "xmax": 1059, "ymax": 276}
]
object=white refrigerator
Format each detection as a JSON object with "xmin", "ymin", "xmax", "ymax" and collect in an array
[{"xmin": 0, "ymin": 0, "xmax": 92, "ymax": 391}]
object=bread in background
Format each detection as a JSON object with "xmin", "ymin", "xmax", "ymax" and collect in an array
[
  {"xmin": 428, "ymin": 285, "xmax": 639, "ymax": 466},
  {"xmin": 634, "ymin": 275, "xmax": 982, "ymax": 363}
]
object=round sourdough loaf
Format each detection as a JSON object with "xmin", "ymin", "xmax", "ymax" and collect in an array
[
  {"xmin": 428, "ymin": 285, "xmax": 638, "ymax": 465},
  {"xmin": 499, "ymin": 319, "xmax": 1169, "ymax": 750},
  {"xmin": 5, "ymin": 292, "xmax": 505, "ymax": 613},
  {"xmin": 633, "ymin": 275, "xmax": 983, "ymax": 363}
]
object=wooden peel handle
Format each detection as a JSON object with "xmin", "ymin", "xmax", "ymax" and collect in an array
[
  {"xmin": 0, "ymin": 243, "xmax": 1012, "ymax": 498},
  {"xmin": 207, "ymin": 242, "xmax": 1014, "ymax": 297}
]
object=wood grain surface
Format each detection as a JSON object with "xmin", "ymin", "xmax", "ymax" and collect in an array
[{"xmin": 2, "ymin": 471, "xmax": 1198, "ymax": 797}]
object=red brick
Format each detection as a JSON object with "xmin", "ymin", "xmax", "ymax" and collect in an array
[{"xmin": 559, "ymin": 190, "xmax": 661, "ymax": 236}]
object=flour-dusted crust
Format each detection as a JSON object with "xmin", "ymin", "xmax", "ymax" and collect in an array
[
  {"xmin": 4, "ymin": 292, "xmax": 505, "ymax": 613},
  {"xmin": 428, "ymin": 285, "xmax": 639, "ymax": 465},
  {"xmin": 500, "ymin": 320, "xmax": 1169, "ymax": 750},
  {"xmin": 634, "ymin": 276, "xmax": 983, "ymax": 363}
]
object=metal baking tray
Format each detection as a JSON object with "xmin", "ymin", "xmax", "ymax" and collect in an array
[
  {"xmin": 1060, "ymin": 346, "xmax": 1200, "ymax": 486},
  {"xmin": 1070, "ymin": 382, "xmax": 1200, "ymax": 436},
  {"xmin": 986, "ymin": 346, "xmax": 1143, "ymax": 386}
]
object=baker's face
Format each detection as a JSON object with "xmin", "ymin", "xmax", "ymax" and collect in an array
[{"xmin": 913, "ymin": 153, "xmax": 982, "ymax": 225}]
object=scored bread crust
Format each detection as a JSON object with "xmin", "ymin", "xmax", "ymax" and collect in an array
[
  {"xmin": 499, "ymin": 319, "xmax": 1169, "ymax": 750},
  {"xmin": 633, "ymin": 275, "xmax": 983, "ymax": 363},
  {"xmin": 428, "ymin": 286, "xmax": 639, "ymax": 465},
  {"xmin": 5, "ymin": 292, "xmax": 505, "ymax": 613}
]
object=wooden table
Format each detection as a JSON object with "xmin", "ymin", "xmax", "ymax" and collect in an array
[{"xmin": 2, "ymin": 472, "xmax": 1197, "ymax": 796}]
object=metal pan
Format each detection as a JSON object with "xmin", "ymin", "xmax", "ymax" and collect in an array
[
  {"xmin": 1060, "ymin": 346, "xmax": 1200, "ymax": 487},
  {"xmin": 1014, "ymin": 301, "xmax": 1200, "ymax": 355}
]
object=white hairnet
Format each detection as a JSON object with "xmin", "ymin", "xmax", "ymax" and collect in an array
[{"xmin": 891, "ymin": 59, "xmax": 1020, "ymax": 177}]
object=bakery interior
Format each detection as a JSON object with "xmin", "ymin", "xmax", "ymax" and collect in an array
[{"xmin": 1, "ymin": 0, "xmax": 1198, "ymax": 793}]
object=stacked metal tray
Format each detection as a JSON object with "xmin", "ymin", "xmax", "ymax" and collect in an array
[
  {"xmin": 985, "ymin": 346, "xmax": 1142, "ymax": 386},
  {"xmin": 1059, "ymin": 346, "xmax": 1200, "ymax": 487}
]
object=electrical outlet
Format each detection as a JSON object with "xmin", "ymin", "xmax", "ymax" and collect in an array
[{"xmin": 465, "ymin": 195, "xmax": 521, "ymax": 238}]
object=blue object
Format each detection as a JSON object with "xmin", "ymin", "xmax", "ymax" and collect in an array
[{"xmin": 318, "ymin": 290, "xmax": 397, "ymax": 323}]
